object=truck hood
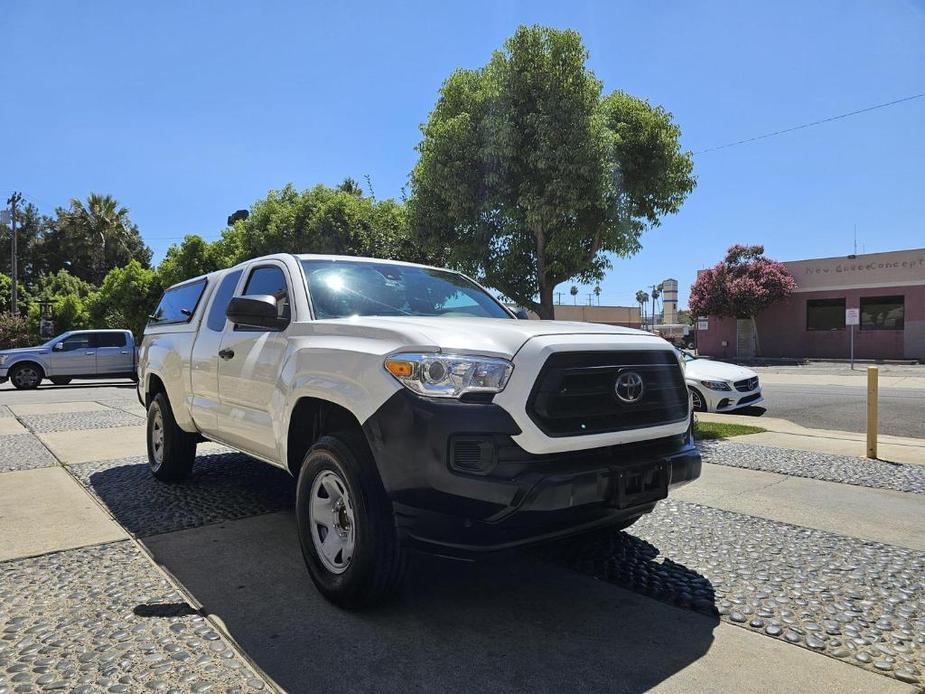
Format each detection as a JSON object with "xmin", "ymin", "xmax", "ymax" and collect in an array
[
  {"xmin": 0, "ymin": 346, "xmax": 48, "ymax": 357},
  {"xmin": 304, "ymin": 316, "xmax": 659, "ymax": 358}
]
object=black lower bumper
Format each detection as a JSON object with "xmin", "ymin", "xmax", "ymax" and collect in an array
[{"xmin": 363, "ymin": 390, "xmax": 701, "ymax": 556}]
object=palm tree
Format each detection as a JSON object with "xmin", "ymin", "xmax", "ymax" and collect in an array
[
  {"xmin": 570, "ymin": 285, "xmax": 578, "ymax": 305},
  {"xmin": 593, "ymin": 285, "xmax": 601, "ymax": 305},
  {"xmin": 635, "ymin": 290, "xmax": 649, "ymax": 328},
  {"xmin": 57, "ymin": 194, "xmax": 149, "ymax": 284}
]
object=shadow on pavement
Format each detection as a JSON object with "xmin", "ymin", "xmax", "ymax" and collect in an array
[
  {"xmin": 78, "ymin": 454, "xmax": 294, "ymax": 536},
  {"xmin": 729, "ymin": 405, "xmax": 767, "ymax": 417},
  {"xmin": 541, "ymin": 529, "xmax": 718, "ymax": 618},
  {"xmin": 143, "ymin": 510, "xmax": 718, "ymax": 694},
  {"xmin": 134, "ymin": 601, "xmax": 201, "ymax": 618}
]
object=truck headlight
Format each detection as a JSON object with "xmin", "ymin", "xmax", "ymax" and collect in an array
[
  {"xmin": 700, "ymin": 380, "xmax": 732, "ymax": 391},
  {"xmin": 384, "ymin": 352, "xmax": 513, "ymax": 399}
]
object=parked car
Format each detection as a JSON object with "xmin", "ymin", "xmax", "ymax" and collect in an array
[
  {"xmin": 139, "ymin": 254, "xmax": 701, "ymax": 607},
  {"xmin": 678, "ymin": 350, "xmax": 764, "ymax": 412},
  {"xmin": 0, "ymin": 330, "xmax": 138, "ymax": 390}
]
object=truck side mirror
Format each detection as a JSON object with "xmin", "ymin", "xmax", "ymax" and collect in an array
[
  {"xmin": 514, "ymin": 308, "xmax": 530, "ymax": 320},
  {"xmin": 226, "ymin": 295, "xmax": 287, "ymax": 330},
  {"xmin": 53, "ymin": 343, "xmax": 64, "ymax": 351}
]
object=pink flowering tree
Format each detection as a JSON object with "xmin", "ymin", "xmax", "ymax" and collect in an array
[{"xmin": 689, "ymin": 244, "xmax": 795, "ymax": 356}]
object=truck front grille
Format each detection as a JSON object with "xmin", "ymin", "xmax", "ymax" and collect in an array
[{"xmin": 526, "ymin": 351, "xmax": 689, "ymax": 437}]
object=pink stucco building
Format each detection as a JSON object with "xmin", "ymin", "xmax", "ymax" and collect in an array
[{"xmin": 695, "ymin": 247, "xmax": 925, "ymax": 361}]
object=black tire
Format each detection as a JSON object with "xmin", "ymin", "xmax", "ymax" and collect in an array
[
  {"xmin": 146, "ymin": 392, "xmax": 196, "ymax": 482},
  {"xmin": 10, "ymin": 363, "xmax": 43, "ymax": 390},
  {"xmin": 296, "ymin": 432, "xmax": 406, "ymax": 608},
  {"xmin": 617, "ymin": 514, "xmax": 643, "ymax": 532},
  {"xmin": 688, "ymin": 386, "xmax": 707, "ymax": 413},
  {"xmin": 50, "ymin": 377, "xmax": 72, "ymax": 386}
]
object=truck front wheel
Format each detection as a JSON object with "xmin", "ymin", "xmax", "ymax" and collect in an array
[
  {"xmin": 10, "ymin": 363, "xmax": 43, "ymax": 390},
  {"xmin": 146, "ymin": 392, "xmax": 196, "ymax": 482},
  {"xmin": 296, "ymin": 433, "xmax": 406, "ymax": 608}
]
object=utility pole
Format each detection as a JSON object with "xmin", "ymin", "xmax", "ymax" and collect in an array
[{"xmin": 6, "ymin": 192, "xmax": 23, "ymax": 315}]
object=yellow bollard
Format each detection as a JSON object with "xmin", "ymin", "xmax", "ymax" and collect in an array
[{"xmin": 867, "ymin": 366, "xmax": 878, "ymax": 459}]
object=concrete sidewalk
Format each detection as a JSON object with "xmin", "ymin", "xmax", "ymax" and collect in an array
[
  {"xmin": 698, "ymin": 412, "xmax": 925, "ymax": 465},
  {"xmin": 755, "ymin": 371, "xmax": 925, "ymax": 389},
  {"xmin": 674, "ymin": 463, "xmax": 925, "ymax": 550},
  {"xmin": 146, "ymin": 510, "xmax": 918, "ymax": 694},
  {"xmin": 0, "ymin": 466, "xmax": 129, "ymax": 560}
]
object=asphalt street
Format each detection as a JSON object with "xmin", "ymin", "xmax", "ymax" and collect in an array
[{"xmin": 744, "ymin": 383, "xmax": 925, "ymax": 438}]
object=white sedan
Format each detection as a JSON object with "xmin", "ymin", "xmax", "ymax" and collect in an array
[{"xmin": 678, "ymin": 350, "xmax": 764, "ymax": 413}]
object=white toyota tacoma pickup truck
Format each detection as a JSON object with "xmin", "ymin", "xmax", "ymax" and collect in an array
[{"xmin": 139, "ymin": 253, "xmax": 700, "ymax": 606}]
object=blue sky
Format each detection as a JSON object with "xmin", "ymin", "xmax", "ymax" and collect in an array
[{"xmin": 3, "ymin": 1, "xmax": 924, "ymax": 309}]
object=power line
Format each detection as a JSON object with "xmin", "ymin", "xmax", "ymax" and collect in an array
[{"xmin": 693, "ymin": 91, "xmax": 925, "ymax": 155}]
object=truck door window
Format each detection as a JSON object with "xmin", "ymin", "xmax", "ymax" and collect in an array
[
  {"xmin": 243, "ymin": 266, "xmax": 291, "ymax": 323},
  {"xmin": 207, "ymin": 270, "xmax": 243, "ymax": 332},
  {"xmin": 149, "ymin": 278, "xmax": 208, "ymax": 325},
  {"xmin": 91, "ymin": 332, "xmax": 127, "ymax": 348},
  {"xmin": 58, "ymin": 334, "xmax": 91, "ymax": 351}
]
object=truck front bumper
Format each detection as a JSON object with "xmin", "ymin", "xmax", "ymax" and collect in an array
[{"xmin": 363, "ymin": 390, "xmax": 700, "ymax": 557}]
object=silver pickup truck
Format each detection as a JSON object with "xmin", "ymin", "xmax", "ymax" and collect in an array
[{"xmin": 0, "ymin": 329, "xmax": 138, "ymax": 389}]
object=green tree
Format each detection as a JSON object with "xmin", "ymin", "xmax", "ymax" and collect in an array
[
  {"xmin": 0, "ymin": 203, "xmax": 52, "ymax": 287},
  {"xmin": 210, "ymin": 223, "xmax": 246, "ymax": 268},
  {"xmin": 234, "ymin": 182, "xmax": 412, "ymax": 262},
  {"xmin": 47, "ymin": 293, "xmax": 92, "ymax": 333},
  {"xmin": 27, "ymin": 270, "xmax": 98, "ymax": 334},
  {"xmin": 32, "ymin": 269, "xmax": 96, "ymax": 301},
  {"xmin": 89, "ymin": 260, "xmax": 161, "ymax": 338},
  {"xmin": 409, "ymin": 25, "xmax": 696, "ymax": 318},
  {"xmin": 0, "ymin": 273, "xmax": 31, "ymax": 315},
  {"xmin": 46, "ymin": 194, "xmax": 152, "ymax": 284},
  {"xmin": 157, "ymin": 235, "xmax": 227, "ymax": 287}
]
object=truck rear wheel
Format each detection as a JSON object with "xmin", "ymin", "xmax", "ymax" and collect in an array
[
  {"xmin": 296, "ymin": 432, "xmax": 406, "ymax": 608},
  {"xmin": 146, "ymin": 392, "xmax": 196, "ymax": 482}
]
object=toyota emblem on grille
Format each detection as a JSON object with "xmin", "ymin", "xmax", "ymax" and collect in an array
[{"xmin": 614, "ymin": 371, "xmax": 645, "ymax": 403}]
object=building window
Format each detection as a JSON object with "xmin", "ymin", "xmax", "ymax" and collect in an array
[
  {"xmin": 806, "ymin": 298, "xmax": 845, "ymax": 331},
  {"xmin": 860, "ymin": 296, "xmax": 904, "ymax": 331}
]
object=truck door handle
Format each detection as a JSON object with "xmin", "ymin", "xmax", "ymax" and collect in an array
[{"xmin": 218, "ymin": 349, "xmax": 235, "ymax": 360}]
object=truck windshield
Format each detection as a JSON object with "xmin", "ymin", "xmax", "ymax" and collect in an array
[{"xmin": 301, "ymin": 260, "xmax": 512, "ymax": 320}]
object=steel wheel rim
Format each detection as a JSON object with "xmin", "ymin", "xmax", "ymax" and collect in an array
[
  {"xmin": 13, "ymin": 367, "xmax": 38, "ymax": 388},
  {"xmin": 150, "ymin": 407, "xmax": 165, "ymax": 468},
  {"xmin": 309, "ymin": 469, "xmax": 355, "ymax": 574}
]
